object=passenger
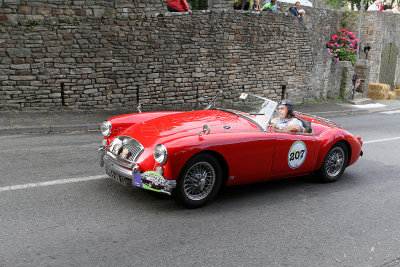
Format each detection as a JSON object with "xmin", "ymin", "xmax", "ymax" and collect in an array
[{"xmin": 271, "ymin": 99, "xmax": 305, "ymax": 133}]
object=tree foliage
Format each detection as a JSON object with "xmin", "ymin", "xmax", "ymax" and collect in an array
[{"xmin": 325, "ymin": 0, "xmax": 400, "ymax": 11}]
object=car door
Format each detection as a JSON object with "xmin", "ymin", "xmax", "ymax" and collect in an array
[
  {"xmin": 222, "ymin": 132, "xmax": 277, "ymax": 185},
  {"xmin": 270, "ymin": 132, "xmax": 317, "ymax": 178}
]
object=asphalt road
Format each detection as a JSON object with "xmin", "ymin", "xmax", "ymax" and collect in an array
[{"xmin": 1, "ymin": 111, "xmax": 400, "ymax": 267}]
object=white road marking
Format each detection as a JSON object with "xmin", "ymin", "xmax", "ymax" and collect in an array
[
  {"xmin": 352, "ymin": 103, "xmax": 386, "ymax": 109},
  {"xmin": 364, "ymin": 136, "xmax": 400, "ymax": 144},
  {"xmin": 0, "ymin": 175, "xmax": 108, "ymax": 192},
  {"xmin": 381, "ymin": 110, "xmax": 400, "ymax": 114}
]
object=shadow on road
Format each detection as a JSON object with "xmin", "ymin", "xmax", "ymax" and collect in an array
[{"xmin": 101, "ymin": 170, "xmax": 362, "ymax": 213}]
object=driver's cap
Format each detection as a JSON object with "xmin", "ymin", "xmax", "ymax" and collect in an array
[
  {"xmin": 279, "ymin": 99, "xmax": 294, "ymax": 115},
  {"xmin": 280, "ymin": 99, "xmax": 294, "ymax": 108}
]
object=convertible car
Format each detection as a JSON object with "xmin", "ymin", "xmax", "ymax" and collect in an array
[{"xmin": 98, "ymin": 91, "xmax": 363, "ymax": 208}]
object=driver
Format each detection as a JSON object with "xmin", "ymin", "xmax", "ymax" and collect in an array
[{"xmin": 271, "ymin": 99, "xmax": 305, "ymax": 133}]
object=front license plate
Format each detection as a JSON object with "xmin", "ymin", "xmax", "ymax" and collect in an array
[{"xmin": 109, "ymin": 171, "xmax": 127, "ymax": 186}]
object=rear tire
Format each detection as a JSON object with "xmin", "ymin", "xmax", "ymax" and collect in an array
[
  {"xmin": 317, "ymin": 142, "xmax": 348, "ymax": 183},
  {"xmin": 173, "ymin": 153, "xmax": 222, "ymax": 208}
]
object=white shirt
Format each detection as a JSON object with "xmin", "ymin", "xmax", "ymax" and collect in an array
[
  {"xmin": 272, "ymin": 117, "xmax": 303, "ymax": 131},
  {"xmin": 368, "ymin": 4, "xmax": 379, "ymax": 10}
]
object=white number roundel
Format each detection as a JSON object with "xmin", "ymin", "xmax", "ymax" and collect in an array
[{"xmin": 288, "ymin": 141, "xmax": 307, "ymax": 169}]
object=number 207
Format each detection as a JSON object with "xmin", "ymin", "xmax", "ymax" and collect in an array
[{"xmin": 290, "ymin": 150, "xmax": 305, "ymax": 161}]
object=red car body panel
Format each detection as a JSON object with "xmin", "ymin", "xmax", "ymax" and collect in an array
[
  {"xmin": 105, "ymin": 111, "xmax": 181, "ymax": 139},
  {"xmin": 104, "ymin": 109, "xmax": 362, "ymax": 186}
]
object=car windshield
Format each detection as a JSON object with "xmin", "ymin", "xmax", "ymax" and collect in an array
[{"xmin": 205, "ymin": 91, "xmax": 278, "ymax": 131}]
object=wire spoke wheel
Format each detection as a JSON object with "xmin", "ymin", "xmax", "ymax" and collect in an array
[
  {"xmin": 183, "ymin": 162, "xmax": 216, "ymax": 201},
  {"xmin": 318, "ymin": 142, "xmax": 348, "ymax": 183},
  {"xmin": 325, "ymin": 147, "xmax": 345, "ymax": 177},
  {"xmin": 173, "ymin": 153, "xmax": 223, "ymax": 208}
]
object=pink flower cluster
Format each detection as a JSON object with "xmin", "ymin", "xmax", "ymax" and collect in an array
[
  {"xmin": 325, "ymin": 29, "xmax": 359, "ymax": 64},
  {"xmin": 338, "ymin": 29, "xmax": 356, "ymax": 39}
]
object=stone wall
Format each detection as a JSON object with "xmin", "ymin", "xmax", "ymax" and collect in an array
[
  {"xmin": 300, "ymin": 6, "xmax": 350, "ymax": 100},
  {"xmin": 0, "ymin": 0, "xmax": 230, "ymax": 17},
  {"xmin": 0, "ymin": 0, "xmax": 164, "ymax": 18},
  {"xmin": 342, "ymin": 11, "xmax": 400, "ymax": 90},
  {"xmin": 0, "ymin": 0, "xmax": 350, "ymax": 111},
  {"xmin": 206, "ymin": 0, "xmax": 229, "ymax": 9},
  {"xmin": 360, "ymin": 12, "xmax": 400, "ymax": 89}
]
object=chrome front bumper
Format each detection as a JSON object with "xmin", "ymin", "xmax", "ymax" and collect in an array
[{"xmin": 98, "ymin": 146, "xmax": 176, "ymax": 195}]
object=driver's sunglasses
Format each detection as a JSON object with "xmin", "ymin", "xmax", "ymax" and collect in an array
[{"xmin": 278, "ymin": 106, "xmax": 286, "ymax": 110}]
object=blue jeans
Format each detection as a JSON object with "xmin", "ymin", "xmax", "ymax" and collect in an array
[{"xmin": 167, "ymin": 6, "xmax": 180, "ymax": 12}]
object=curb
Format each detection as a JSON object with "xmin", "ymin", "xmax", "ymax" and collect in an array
[{"xmin": 0, "ymin": 124, "xmax": 99, "ymax": 135}]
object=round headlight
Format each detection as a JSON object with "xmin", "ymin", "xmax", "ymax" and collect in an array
[
  {"xmin": 154, "ymin": 144, "xmax": 167, "ymax": 164},
  {"xmin": 113, "ymin": 143, "xmax": 121, "ymax": 154},
  {"xmin": 100, "ymin": 120, "xmax": 112, "ymax": 137}
]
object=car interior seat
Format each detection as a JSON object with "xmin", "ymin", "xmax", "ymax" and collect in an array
[{"xmin": 294, "ymin": 116, "xmax": 312, "ymax": 133}]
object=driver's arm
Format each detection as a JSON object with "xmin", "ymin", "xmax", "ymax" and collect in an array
[
  {"xmin": 282, "ymin": 124, "xmax": 303, "ymax": 133},
  {"xmin": 270, "ymin": 117, "xmax": 278, "ymax": 129},
  {"xmin": 283, "ymin": 119, "xmax": 304, "ymax": 133}
]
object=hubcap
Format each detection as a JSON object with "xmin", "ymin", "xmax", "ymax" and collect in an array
[
  {"xmin": 326, "ymin": 147, "xmax": 345, "ymax": 177},
  {"xmin": 183, "ymin": 162, "xmax": 216, "ymax": 201}
]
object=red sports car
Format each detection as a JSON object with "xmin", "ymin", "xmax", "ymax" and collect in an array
[{"xmin": 98, "ymin": 91, "xmax": 363, "ymax": 208}]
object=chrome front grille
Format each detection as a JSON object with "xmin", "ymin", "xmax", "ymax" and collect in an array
[
  {"xmin": 124, "ymin": 143, "xmax": 143, "ymax": 162},
  {"xmin": 107, "ymin": 136, "xmax": 144, "ymax": 168}
]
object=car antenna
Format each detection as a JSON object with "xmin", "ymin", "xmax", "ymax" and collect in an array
[{"xmin": 205, "ymin": 86, "xmax": 224, "ymax": 110}]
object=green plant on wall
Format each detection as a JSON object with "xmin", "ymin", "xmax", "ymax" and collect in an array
[
  {"xmin": 26, "ymin": 20, "xmax": 38, "ymax": 30},
  {"xmin": 341, "ymin": 11, "xmax": 358, "ymax": 30}
]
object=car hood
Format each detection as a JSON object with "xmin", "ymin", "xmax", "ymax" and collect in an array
[{"xmin": 120, "ymin": 109, "xmax": 261, "ymax": 147}]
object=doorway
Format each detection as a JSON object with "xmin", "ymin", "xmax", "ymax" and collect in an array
[{"xmin": 379, "ymin": 43, "xmax": 398, "ymax": 90}]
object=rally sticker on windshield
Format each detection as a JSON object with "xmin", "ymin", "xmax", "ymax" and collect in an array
[
  {"xmin": 288, "ymin": 141, "xmax": 307, "ymax": 169},
  {"xmin": 239, "ymin": 93, "xmax": 248, "ymax": 100}
]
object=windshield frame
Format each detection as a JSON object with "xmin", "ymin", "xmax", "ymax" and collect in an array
[{"xmin": 205, "ymin": 92, "xmax": 278, "ymax": 132}]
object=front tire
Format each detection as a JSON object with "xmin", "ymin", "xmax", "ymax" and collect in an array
[
  {"xmin": 318, "ymin": 142, "xmax": 348, "ymax": 182},
  {"xmin": 173, "ymin": 154, "xmax": 223, "ymax": 208}
]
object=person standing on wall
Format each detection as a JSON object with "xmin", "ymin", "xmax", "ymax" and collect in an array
[
  {"xmin": 382, "ymin": 0, "xmax": 392, "ymax": 10},
  {"xmin": 289, "ymin": 1, "xmax": 301, "ymax": 18},
  {"xmin": 367, "ymin": 0, "xmax": 383, "ymax": 11},
  {"xmin": 167, "ymin": 0, "xmax": 192, "ymax": 14},
  {"xmin": 234, "ymin": 0, "xmax": 243, "ymax": 9},
  {"xmin": 243, "ymin": 0, "xmax": 251, "ymax": 10},
  {"xmin": 261, "ymin": 0, "xmax": 279, "ymax": 12},
  {"xmin": 260, "ymin": 0, "xmax": 277, "ymax": 11},
  {"xmin": 252, "ymin": 0, "xmax": 261, "ymax": 11}
]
